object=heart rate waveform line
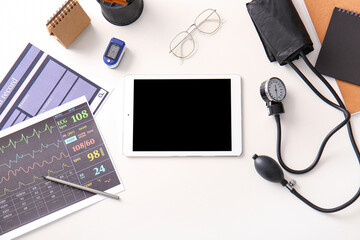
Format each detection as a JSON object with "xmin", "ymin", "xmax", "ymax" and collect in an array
[
  {"xmin": 0, "ymin": 152, "xmax": 69, "ymax": 184},
  {"xmin": 0, "ymin": 123, "xmax": 56, "ymax": 154},
  {"xmin": 0, "ymin": 163, "xmax": 73, "ymax": 198},
  {"xmin": 0, "ymin": 139, "xmax": 63, "ymax": 169}
]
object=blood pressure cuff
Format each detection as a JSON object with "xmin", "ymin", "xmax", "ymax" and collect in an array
[{"xmin": 246, "ymin": 0, "xmax": 313, "ymax": 65}]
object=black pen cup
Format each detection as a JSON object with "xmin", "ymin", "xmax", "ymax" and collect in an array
[{"xmin": 97, "ymin": 0, "xmax": 144, "ymax": 26}]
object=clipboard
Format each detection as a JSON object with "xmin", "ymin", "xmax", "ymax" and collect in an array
[{"xmin": 304, "ymin": 0, "xmax": 360, "ymax": 114}]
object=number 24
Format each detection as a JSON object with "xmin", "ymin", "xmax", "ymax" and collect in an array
[{"xmin": 93, "ymin": 165, "xmax": 106, "ymax": 176}]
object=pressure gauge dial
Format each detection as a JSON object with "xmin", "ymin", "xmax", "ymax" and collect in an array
[{"xmin": 260, "ymin": 77, "xmax": 286, "ymax": 102}]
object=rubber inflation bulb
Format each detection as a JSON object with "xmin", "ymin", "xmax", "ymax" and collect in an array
[{"xmin": 252, "ymin": 154, "xmax": 284, "ymax": 183}]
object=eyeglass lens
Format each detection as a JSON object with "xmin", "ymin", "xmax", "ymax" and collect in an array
[
  {"xmin": 170, "ymin": 9, "xmax": 220, "ymax": 59},
  {"xmin": 195, "ymin": 9, "xmax": 220, "ymax": 34},
  {"xmin": 170, "ymin": 32, "xmax": 195, "ymax": 58}
]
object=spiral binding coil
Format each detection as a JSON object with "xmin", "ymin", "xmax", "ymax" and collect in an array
[
  {"xmin": 46, "ymin": 0, "xmax": 78, "ymax": 29},
  {"xmin": 337, "ymin": 7, "xmax": 359, "ymax": 17}
]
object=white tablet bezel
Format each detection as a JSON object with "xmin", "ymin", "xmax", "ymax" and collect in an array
[{"xmin": 123, "ymin": 74, "xmax": 242, "ymax": 157}]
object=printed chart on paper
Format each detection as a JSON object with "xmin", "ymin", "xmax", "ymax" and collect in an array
[
  {"xmin": 0, "ymin": 98, "xmax": 123, "ymax": 239},
  {"xmin": 0, "ymin": 43, "xmax": 110, "ymax": 130}
]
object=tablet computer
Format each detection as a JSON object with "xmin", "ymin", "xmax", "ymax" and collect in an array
[{"xmin": 123, "ymin": 74, "xmax": 242, "ymax": 157}]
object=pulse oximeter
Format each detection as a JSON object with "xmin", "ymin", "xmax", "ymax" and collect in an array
[{"xmin": 103, "ymin": 38, "xmax": 126, "ymax": 68}]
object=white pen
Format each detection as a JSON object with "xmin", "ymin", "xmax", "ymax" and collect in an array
[{"xmin": 43, "ymin": 175, "xmax": 119, "ymax": 200}]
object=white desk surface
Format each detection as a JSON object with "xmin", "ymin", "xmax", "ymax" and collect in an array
[{"xmin": 1, "ymin": 0, "xmax": 360, "ymax": 239}]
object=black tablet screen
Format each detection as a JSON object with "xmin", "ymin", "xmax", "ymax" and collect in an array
[{"xmin": 133, "ymin": 79, "xmax": 232, "ymax": 151}]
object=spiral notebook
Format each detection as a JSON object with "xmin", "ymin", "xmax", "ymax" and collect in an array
[
  {"xmin": 315, "ymin": 7, "xmax": 360, "ymax": 87},
  {"xmin": 304, "ymin": 0, "xmax": 360, "ymax": 114},
  {"xmin": 46, "ymin": 0, "xmax": 90, "ymax": 48}
]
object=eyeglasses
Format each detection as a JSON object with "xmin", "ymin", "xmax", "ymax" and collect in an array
[{"xmin": 169, "ymin": 9, "xmax": 221, "ymax": 59}]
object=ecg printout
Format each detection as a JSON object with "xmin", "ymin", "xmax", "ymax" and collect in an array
[
  {"xmin": 0, "ymin": 98, "xmax": 124, "ymax": 239},
  {"xmin": 0, "ymin": 43, "xmax": 110, "ymax": 130}
]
